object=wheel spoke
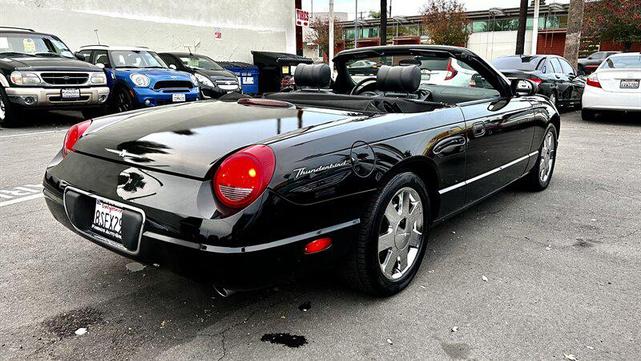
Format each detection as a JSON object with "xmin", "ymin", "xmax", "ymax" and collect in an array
[
  {"xmin": 378, "ymin": 229, "xmax": 395, "ymax": 251},
  {"xmin": 382, "ymin": 249, "xmax": 398, "ymax": 277},
  {"xmin": 384, "ymin": 201, "xmax": 401, "ymax": 225},
  {"xmin": 401, "ymin": 191, "xmax": 411, "ymax": 217},
  {"xmin": 397, "ymin": 247, "xmax": 409, "ymax": 272}
]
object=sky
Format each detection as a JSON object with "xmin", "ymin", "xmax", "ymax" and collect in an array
[{"xmin": 301, "ymin": 0, "xmax": 571, "ymax": 19}]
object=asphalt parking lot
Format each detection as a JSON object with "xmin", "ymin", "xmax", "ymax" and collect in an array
[{"xmin": 1, "ymin": 110, "xmax": 640, "ymax": 360}]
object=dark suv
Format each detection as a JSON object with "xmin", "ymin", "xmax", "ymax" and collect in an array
[{"xmin": 0, "ymin": 27, "xmax": 110, "ymax": 127}]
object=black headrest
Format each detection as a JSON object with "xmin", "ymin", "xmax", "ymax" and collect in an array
[
  {"xmin": 376, "ymin": 65, "xmax": 420, "ymax": 93},
  {"xmin": 294, "ymin": 63, "xmax": 331, "ymax": 88}
]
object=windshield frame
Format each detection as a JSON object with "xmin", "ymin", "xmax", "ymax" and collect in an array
[
  {"xmin": 599, "ymin": 54, "xmax": 641, "ymax": 70},
  {"xmin": 109, "ymin": 50, "xmax": 168, "ymax": 69},
  {"xmin": 179, "ymin": 54, "xmax": 224, "ymax": 71},
  {"xmin": 0, "ymin": 32, "xmax": 74, "ymax": 58}
]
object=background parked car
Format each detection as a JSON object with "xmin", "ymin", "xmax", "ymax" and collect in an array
[
  {"xmin": 578, "ymin": 51, "xmax": 621, "ymax": 75},
  {"xmin": 582, "ymin": 52, "xmax": 641, "ymax": 120},
  {"xmin": 158, "ymin": 52, "xmax": 241, "ymax": 98},
  {"xmin": 492, "ymin": 54, "xmax": 584, "ymax": 109},
  {"xmin": 0, "ymin": 27, "xmax": 109, "ymax": 126},
  {"xmin": 75, "ymin": 45, "xmax": 199, "ymax": 112}
]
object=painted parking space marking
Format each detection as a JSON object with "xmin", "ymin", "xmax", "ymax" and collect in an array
[
  {"xmin": 0, "ymin": 184, "xmax": 44, "ymax": 207},
  {"xmin": 0, "ymin": 130, "xmax": 66, "ymax": 139}
]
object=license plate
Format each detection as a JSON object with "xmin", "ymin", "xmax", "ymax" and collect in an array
[
  {"xmin": 620, "ymin": 80, "xmax": 640, "ymax": 89},
  {"xmin": 61, "ymin": 88, "xmax": 81, "ymax": 99},
  {"xmin": 172, "ymin": 93, "xmax": 186, "ymax": 102},
  {"xmin": 91, "ymin": 199, "xmax": 122, "ymax": 240}
]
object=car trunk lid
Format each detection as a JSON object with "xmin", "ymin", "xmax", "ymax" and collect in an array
[
  {"xmin": 595, "ymin": 69, "xmax": 641, "ymax": 93},
  {"xmin": 73, "ymin": 101, "xmax": 357, "ymax": 179}
]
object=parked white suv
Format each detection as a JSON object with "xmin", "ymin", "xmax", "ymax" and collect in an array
[{"xmin": 582, "ymin": 52, "xmax": 641, "ymax": 120}]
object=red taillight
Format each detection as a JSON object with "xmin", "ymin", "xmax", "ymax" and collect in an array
[
  {"xmin": 528, "ymin": 77, "xmax": 543, "ymax": 85},
  {"xmin": 444, "ymin": 58, "xmax": 458, "ymax": 80},
  {"xmin": 62, "ymin": 120, "xmax": 92, "ymax": 157},
  {"xmin": 213, "ymin": 145, "xmax": 276, "ymax": 209},
  {"xmin": 304, "ymin": 237, "xmax": 332, "ymax": 254},
  {"xmin": 586, "ymin": 74, "xmax": 602, "ymax": 88}
]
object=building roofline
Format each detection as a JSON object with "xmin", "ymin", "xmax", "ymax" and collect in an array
[{"xmin": 337, "ymin": 4, "xmax": 570, "ymax": 27}]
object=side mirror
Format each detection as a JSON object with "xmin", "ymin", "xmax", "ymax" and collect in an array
[
  {"xmin": 169, "ymin": 64, "xmax": 177, "ymax": 70},
  {"xmin": 95, "ymin": 63, "xmax": 105, "ymax": 69},
  {"xmin": 511, "ymin": 78, "xmax": 537, "ymax": 96}
]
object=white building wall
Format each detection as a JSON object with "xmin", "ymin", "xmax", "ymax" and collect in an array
[
  {"xmin": 467, "ymin": 30, "xmax": 534, "ymax": 62},
  {"xmin": 0, "ymin": 0, "xmax": 296, "ymax": 62}
]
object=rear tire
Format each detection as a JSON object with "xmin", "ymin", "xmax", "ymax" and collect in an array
[
  {"xmin": 523, "ymin": 124, "xmax": 558, "ymax": 191},
  {"xmin": 581, "ymin": 109, "xmax": 596, "ymax": 121},
  {"xmin": 342, "ymin": 172, "xmax": 430, "ymax": 296},
  {"xmin": 0, "ymin": 87, "xmax": 21, "ymax": 127}
]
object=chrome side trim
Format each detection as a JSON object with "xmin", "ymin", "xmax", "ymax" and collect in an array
[
  {"xmin": 144, "ymin": 218, "xmax": 361, "ymax": 254},
  {"xmin": 439, "ymin": 151, "xmax": 539, "ymax": 195},
  {"xmin": 63, "ymin": 186, "xmax": 146, "ymax": 256}
]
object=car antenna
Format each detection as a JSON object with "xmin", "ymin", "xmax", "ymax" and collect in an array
[{"xmin": 94, "ymin": 29, "xmax": 101, "ymax": 45}]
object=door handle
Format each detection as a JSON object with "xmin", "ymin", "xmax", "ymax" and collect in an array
[{"xmin": 472, "ymin": 122, "xmax": 486, "ymax": 138}]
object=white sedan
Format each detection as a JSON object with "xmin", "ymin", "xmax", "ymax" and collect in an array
[{"xmin": 582, "ymin": 52, "xmax": 641, "ymax": 120}]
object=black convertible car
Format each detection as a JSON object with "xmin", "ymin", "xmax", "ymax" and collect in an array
[{"xmin": 43, "ymin": 45, "xmax": 560, "ymax": 296}]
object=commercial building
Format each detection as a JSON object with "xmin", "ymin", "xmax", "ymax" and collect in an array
[
  {"xmin": 334, "ymin": 3, "xmax": 639, "ymax": 62},
  {"xmin": 0, "ymin": 0, "xmax": 297, "ymax": 63}
]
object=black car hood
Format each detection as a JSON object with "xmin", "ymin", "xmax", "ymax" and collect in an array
[
  {"xmin": 74, "ymin": 101, "xmax": 356, "ymax": 178},
  {"xmin": 0, "ymin": 55, "xmax": 102, "ymax": 71},
  {"xmin": 195, "ymin": 69, "xmax": 236, "ymax": 79}
]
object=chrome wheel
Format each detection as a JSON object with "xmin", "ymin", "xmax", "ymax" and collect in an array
[
  {"xmin": 549, "ymin": 93, "xmax": 557, "ymax": 106},
  {"xmin": 0, "ymin": 97, "xmax": 5, "ymax": 121},
  {"xmin": 539, "ymin": 131, "xmax": 556, "ymax": 183},
  {"xmin": 377, "ymin": 187, "xmax": 424, "ymax": 280}
]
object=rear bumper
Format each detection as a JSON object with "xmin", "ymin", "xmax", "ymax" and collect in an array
[
  {"xmin": 582, "ymin": 86, "xmax": 641, "ymax": 111},
  {"xmin": 6, "ymin": 86, "xmax": 110, "ymax": 108},
  {"xmin": 43, "ymin": 170, "xmax": 361, "ymax": 286}
]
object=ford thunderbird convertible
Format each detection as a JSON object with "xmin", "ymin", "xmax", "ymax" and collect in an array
[{"xmin": 43, "ymin": 45, "xmax": 560, "ymax": 296}]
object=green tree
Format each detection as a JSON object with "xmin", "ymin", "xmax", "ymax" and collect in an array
[
  {"xmin": 421, "ymin": 0, "xmax": 470, "ymax": 46},
  {"xmin": 583, "ymin": 0, "xmax": 641, "ymax": 51},
  {"xmin": 309, "ymin": 17, "xmax": 344, "ymax": 57}
]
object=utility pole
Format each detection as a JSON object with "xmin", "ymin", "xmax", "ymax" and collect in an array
[
  {"xmin": 354, "ymin": 0, "xmax": 358, "ymax": 48},
  {"xmin": 380, "ymin": 0, "xmax": 387, "ymax": 46},
  {"xmin": 329, "ymin": 0, "xmax": 335, "ymax": 72},
  {"xmin": 564, "ymin": 0, "xmax": 584, "ymax": 70},
  {"xmin": 530, "ymin": 0, "xmax": 540, "ymax": 54},
  {"xmin": 515, "ymin": 0, "xmax": 528, "ymax": 55}
]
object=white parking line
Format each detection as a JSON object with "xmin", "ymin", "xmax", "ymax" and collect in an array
[
  {"xmin": 0, "ymin": 193, "xmax": 44, "ymax": 207},
  {"xmin": 0, "ymin": 184, "xmax": 45, "ymax": 207},
  {"xmin": 0, "ymin": 130, "xmax": 66, "ymax": 139}
]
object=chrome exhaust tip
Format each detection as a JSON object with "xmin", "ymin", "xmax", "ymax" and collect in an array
[{"xmin": 213, "ymin": 285, "xmax": 236, "ymax": 298}]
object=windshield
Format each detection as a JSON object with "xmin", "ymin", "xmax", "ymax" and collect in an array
[
  {"xmin": 0, "ymin": 33, "xmax": 73, "ymax": 58},
  {"xmin": 179, "ymin": 55, "xmax": 223, "ymax": 71},
  {"xmin": 492, "ymin": 56, "xmax": 543, "ymax": 71},
  {"xmin": 110, "ymin": 50, "xmax": 167, "ymax": 68},
  {"xmin": 601, "ymin": 55, "xmax": 641, "ymax": 69}
]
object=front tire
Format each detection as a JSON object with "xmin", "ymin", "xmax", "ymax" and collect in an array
[
  {"xmin": 0, "ymin": 87, "xmax": 21, "ymax": 127},
  {"xmin": 112, "ymin": 87, "xmax": 135, "ymax": 113},
  {"xmin": 342, "ymin": 172, "xmax": 430, "ymax": 296},
  {"xmin": 523, "ymin": 124, "xmax": 558, "ymax": 191}
]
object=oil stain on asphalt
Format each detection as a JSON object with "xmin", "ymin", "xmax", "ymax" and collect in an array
[
  {"xmin": 42, "ymin": 306, "xmax": 103, "ymax": 338},
  {"xmin": 261, "ymin": 333, "xmax": 308, "ymax": 348}
]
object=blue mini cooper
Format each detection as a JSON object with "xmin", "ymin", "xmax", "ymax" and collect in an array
[{"xmin": 75, "ymin": 45, "xmax": 199, "ymax": 112}]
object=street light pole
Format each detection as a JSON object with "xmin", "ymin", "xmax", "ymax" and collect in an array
[{"xmin": 329, "ymin": 0, "xmax": 335, "ymax": 73}]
